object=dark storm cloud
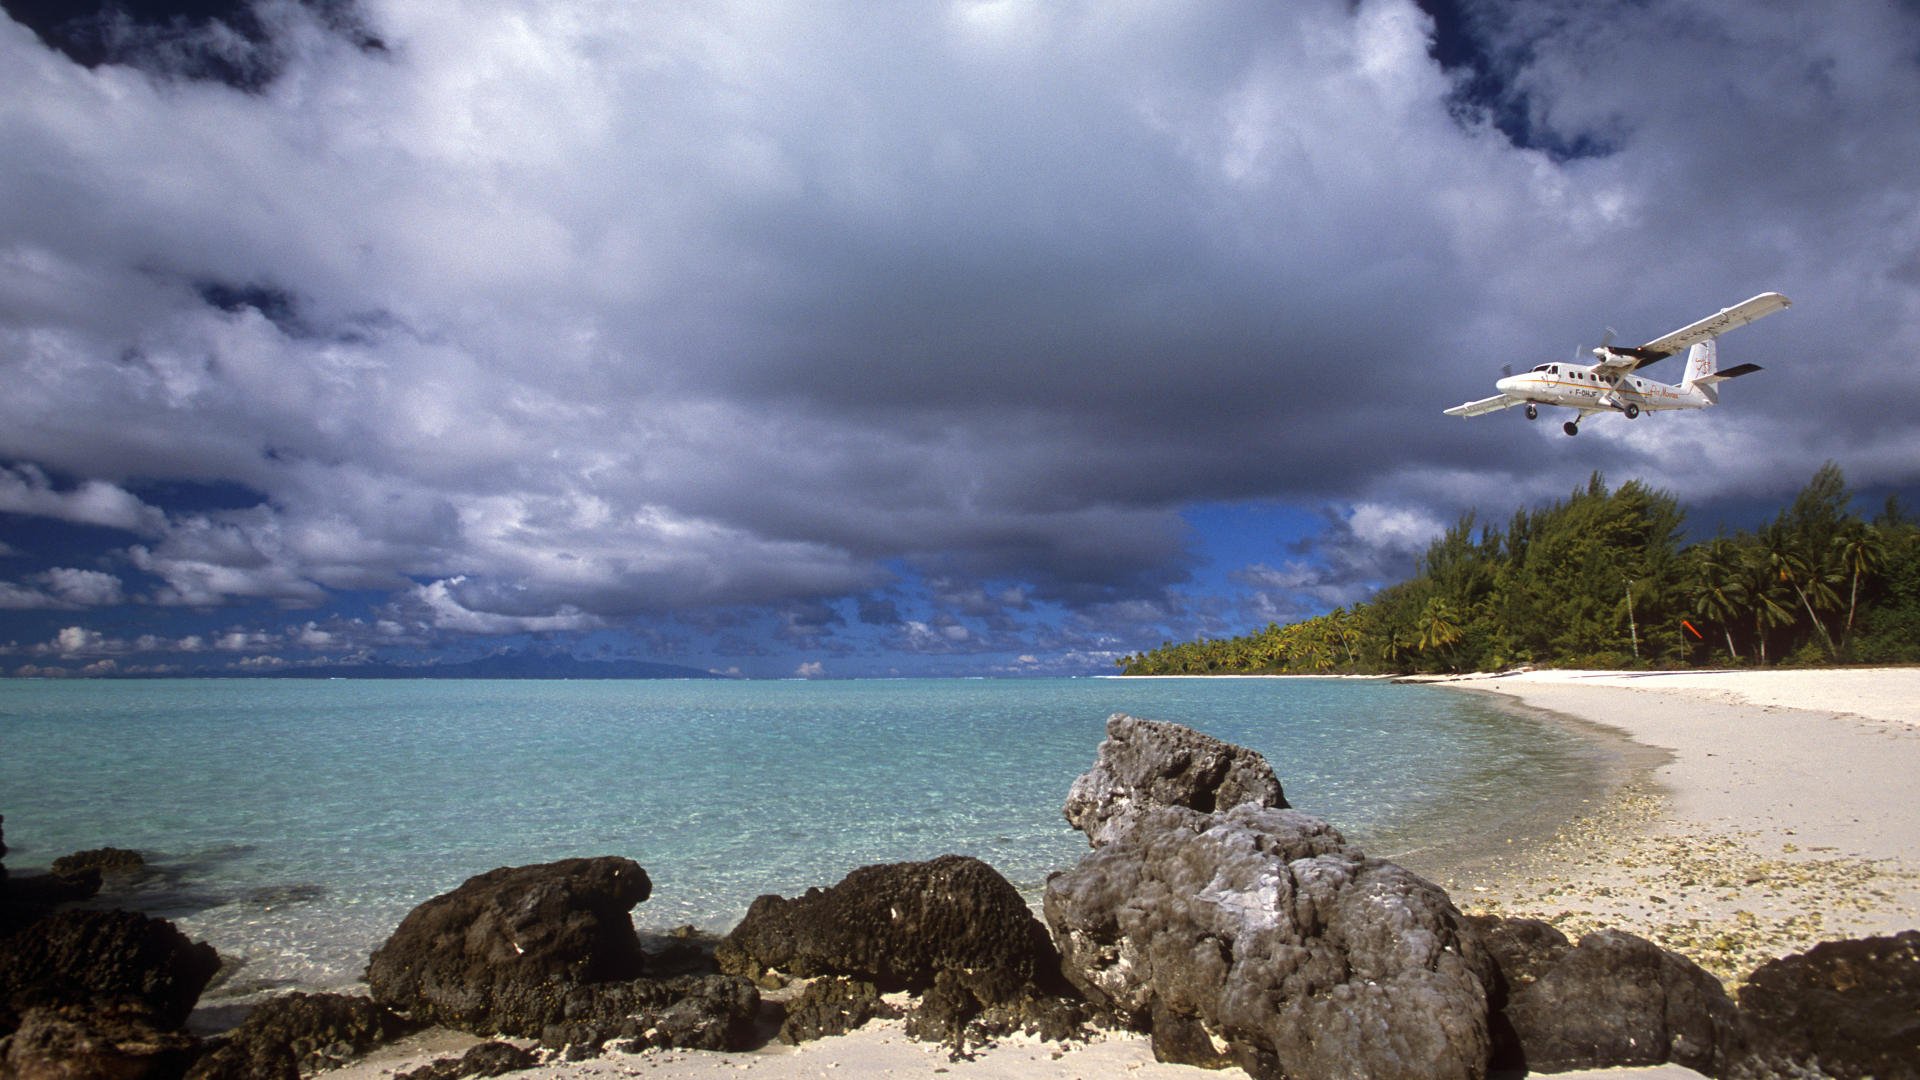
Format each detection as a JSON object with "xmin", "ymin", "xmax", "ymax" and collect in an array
[{"xmin": 2, "ymin": 0, "xmax": 1918, "ymax": 662}]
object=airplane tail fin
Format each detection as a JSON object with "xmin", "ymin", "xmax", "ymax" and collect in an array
[
  {"xmin": 1681, "ymin": 339, "xmax": 1717, "ymax": 388},
  {"xmin": 1684, "ymin": 338, "xmax": 1763, "ymax": 403}
]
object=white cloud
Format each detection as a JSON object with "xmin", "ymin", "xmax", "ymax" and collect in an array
[{"xmin": 0, "ymin": 0, "xmax": 1915, "ymax": 661}]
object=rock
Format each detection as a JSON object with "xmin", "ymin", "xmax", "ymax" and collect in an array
[
  {"xmin": 0, "ymin": 908, "xmax": 221, "ymax": 1033},
  {"xmin": 717, "ymin": 854, "xmax": 1060, "ymax": 1010},
  {"xmin": 1044, "ymin": 802, "xmax": 1494, "ymax": 1080},
  {"xmin": 0, "ymin": 1000, "xmax": 201, "ymax": 1079},
  {"xmin": 184, "ymin": 991, "xmax": 421, "ymax": 1079},
  {"xmin": 396, "ymin": 1039, "xmax": 541, "ymax": 1080},
  {"xmin": 364, "ymin": 856, "xmax": 651, "ymax": 1036},
  {"xmin": 50, "ymin": 847, "xmax": 148, "ymax": 881},
  {"xmin": 538, "ymin": 973, "xmax": 760, "ymax": 1055},
  {"xmin": 778, "ymin": 977, "xmax": 895, "ymax": 1044},
  {"xmin": 1734, "ymin": 930, "xmax": 1920, "ymax": 1080},
  {"xmin": 1497, "ymin": 927, "xmax": 1741, "ymax": 1075},
  {"xmin": 1063, "ymin": 713, "xmax": 1288, "ymax": 849}
]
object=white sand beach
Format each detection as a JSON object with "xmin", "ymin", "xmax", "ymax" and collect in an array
[{"xmin": 328, "ymin": 667, "xmax": 1920, "ymax": 1080}]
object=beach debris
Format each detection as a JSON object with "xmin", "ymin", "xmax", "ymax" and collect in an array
[
  {"xmin": 1062, "ymin": 712, "xmax": 1288, "ymax": 849},
  {"xmin": 1471, "ymin": 917, "xmax": 1742, "ymax": 1075},
  {"xmin": 1732, "ymin": 930, "xmax": 1920, "ymax": 1080}
]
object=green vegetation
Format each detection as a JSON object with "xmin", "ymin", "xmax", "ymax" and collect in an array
[{"xmin": 1119, "ymin": 464, "xmax": 1920, "ymax": 675}]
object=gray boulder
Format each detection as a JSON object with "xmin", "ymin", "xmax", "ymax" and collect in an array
[
  {"xmin": 1045, "ymin": 801, "xmax": 1494, "ymax": 1080},
  {"xmin": 1063, "ymin": 713, "xmax": 1287, "ymax": 848}
]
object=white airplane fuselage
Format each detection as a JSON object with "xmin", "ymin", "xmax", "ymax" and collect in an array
[{"xmin": 1494, "ymin": 363, "xmax": 1706, "ymax": 418}]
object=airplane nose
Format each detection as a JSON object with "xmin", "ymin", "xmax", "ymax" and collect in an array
[{"xmin": 1494, "ymin": 374, "xmax": 1517, "ymax": 393}]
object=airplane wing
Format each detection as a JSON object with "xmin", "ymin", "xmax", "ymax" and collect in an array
[
  {"xmin": 1618, "ymin": 292, "xmax": 1792, "ymax": 370},
  {"xmin": 1445, "ymin": 394, "xmax": 1521, "ymax": 417}
]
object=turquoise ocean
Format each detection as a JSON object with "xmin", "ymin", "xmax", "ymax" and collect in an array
[{"xmin": 0, "ymin": 677, "xmax": 1601, "ymax": 1002}]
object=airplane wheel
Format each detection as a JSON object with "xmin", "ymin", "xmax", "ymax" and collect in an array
[
  {"xmin": 1525, "ymin": 404, "xmax": 1538, "ymax": 420},
  {"xmin": 1625, "ymin": 404, "xmax": 1640, "ymax": 419},
  {"xmin": 1563, "ymin": 421, "xmax": 1579, "ymax": 436}
]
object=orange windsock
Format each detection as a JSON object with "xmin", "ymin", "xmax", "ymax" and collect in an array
[{"xmin": 1681, "ymin": 619, "xmax": 1704, "ymax": 640}]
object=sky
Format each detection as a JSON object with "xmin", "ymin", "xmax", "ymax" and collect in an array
[{"xmin": 2, "ymin": 0, "xmax": 1918, "ymax": 679}]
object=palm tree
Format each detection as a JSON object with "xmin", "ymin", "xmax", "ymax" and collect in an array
[
  {"xmin": 1738, "ymin": 542, "xmax": 1796, "ymax": 664},
  {"xmin": 1686, "ymin": 538, "xmax": 1748, "ymax": 661},
  {"xmin": 1833, "ymin": 525, "xmax": 1887, "ymax": 652},
  {"xmin": 1417, "ymin": 597, "xmax": 1464, "ymax": 670},
  {"xmin": 1761, "ymin": 527, "xmax": 1841, "ymax": 660}
]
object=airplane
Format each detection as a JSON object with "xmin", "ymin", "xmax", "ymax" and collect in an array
[{"xmin": 1445, "ymin": 291, "xmax": 1791, "ymax": 435}]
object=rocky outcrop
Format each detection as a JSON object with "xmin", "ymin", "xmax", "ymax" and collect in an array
[
  {"xmin": 1045, "ymin": 800, "xmax": 1494, "ymax": 1080},
  {"xmin": 396, "ymin": 1040, "xmax": 541, "ymax": 1080},
  {"xmin": 1063, "ymin": 713, "xmax": 1287, "ymax": 848},
  {"xmin": 537, "ymin": 973, "xmax": 759, "ymax": 1055},
  {"xmin": 777, "ymin": 977, "xmax": 896, "ymax": 1044},
  {"xmin": 1, "ymin": 1000, "xmax": 201, "ymax": 1079},
  {"xmin": 365, "ymin": 856, "xmax": 652, "ymax": 1036},
  {"xmin": 1733, "ymin": 930, "xmax": 1920, "ymax": 1079},
  {"xmin": 184, "ymin": 991, "xmax": 421, "ymax": 1079},
  {"xmin": 718, "ymin": 854, "xmax": 1058, "ymax": 1001},
  {"xmin": 1471, "ymin": 917, "xmax": 1741, "ymax": 1075},
  {"xmin": 0, "ymin": 908, "xmax": 221, "ymax": 1033}
]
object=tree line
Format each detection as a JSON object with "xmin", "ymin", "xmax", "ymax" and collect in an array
[{"xmin": 1118, "ymin": 464, "xmax": 1920, "ymax": 676}]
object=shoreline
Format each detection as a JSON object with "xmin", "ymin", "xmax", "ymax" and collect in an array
[
  {"xmin": 1431, "ymin": 668, "xmax": 1920, "ymax": 988},
  {"xmin": 176, "ymin": 669, "xmax": 1920, "ymax": 1077}
]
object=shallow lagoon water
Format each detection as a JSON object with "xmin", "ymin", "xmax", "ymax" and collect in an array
[{"xmin": 0, "ymin": 676, "xmax": 1600, "ymax": 998}]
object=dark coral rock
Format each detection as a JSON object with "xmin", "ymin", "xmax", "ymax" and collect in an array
[
  {"xmin": 717, "ymin": 853, "xmax": 1058, "ymax": 1009},
  {"xmin": 0, "ymin": 1000, "xmax": 200, "ymax": 1079},
  {"xmin": 778, "ymin": 977, "xmax": 895, "ymax": 1044},
  {"xmin": 539, "ymin": 973, "xmax": 760, "ymax": 1055},
  {"xmin": 0, "ymin": 908, "xmax": 220, "ymax": 1032},
  {"xmin": 1063, "ymin": 713, "xmax": 1287, "ymax": 849},
  {"xmin": 396, "ymin": 1039, "xmax": 541, "ymax": 1080},
  {"xmin": 185, "ymin": 991, "xmax": 421, "ymax": 1079},
  {"xmin": 50, "ymin": 846, "xmax": 148, "ymax": 881},
  {"xmin": 1734, "ymin": 930, "xmax": 1920, "ymax": 1080},
  {"xmin": 1045, "ymin": 801, "xmax": 1495, "ymax": 1080},
  {"xmin": 1500, "ymin": 928, "xmax": 1742, "ymax": 1075},
  {"xmin": 364, "ymin": 856, "xmax": 651, "ymax": 1037}
]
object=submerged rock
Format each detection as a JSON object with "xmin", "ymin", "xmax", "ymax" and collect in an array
[
  {"xmin": 1734, "ymin": 930, "xmax": 1920, "ymax": 1079},
  {"xmin": 1063, "ymin": 713, "xmax": 1288, "ymax": 848},
  {"xmin": 50, "ymin": 846, "xmax": 148, "ymax": 881},
  {"xmin": 365, "ymin": 856, "xmax": 651, "ymax": 1036}
]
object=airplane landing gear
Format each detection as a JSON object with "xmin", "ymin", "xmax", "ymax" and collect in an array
[
  {"xmin": 1624, "ymin": 404, "xmax": 1640, "ymax": 419},
  {"xmin": 1525, "ymin": 404, "xmax": 1538, "ymax": 420},
  {"xmin": 1563, "ymin": 421, "xmax": 1580, "ymax": 436}
]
